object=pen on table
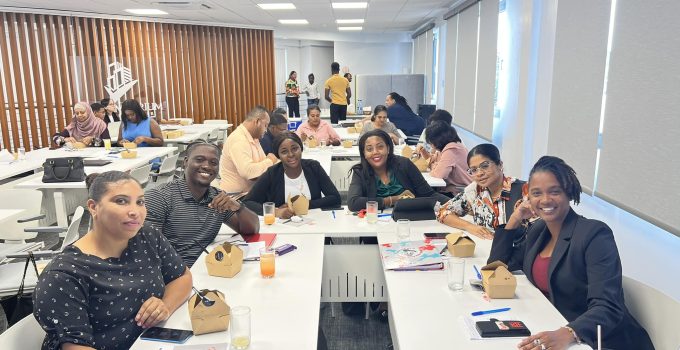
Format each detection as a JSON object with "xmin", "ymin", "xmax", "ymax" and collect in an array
[
  {"xmin": 473, "ymin": 265, "xmax": 482, "ymax": 280},
  {"xmin": 332, "ymin": 210, "xmax": 336, "ymax": 219},
  {"xmin": 470, "ymin": 307, "xmax": 511, "ymax": 316},
  {"xmin": 377, "ymin": 213, "xmax": 391, "ymax": 218}
]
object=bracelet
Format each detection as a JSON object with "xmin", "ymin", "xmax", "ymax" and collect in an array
[{"xmin": 563, "ymin": 326, "xmax": 581, "ymax": 344}]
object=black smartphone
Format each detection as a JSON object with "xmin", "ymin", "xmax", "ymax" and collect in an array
[
  {"xmin": 140, "ymin": 327, "xmax": 193, "ymax": 343},
  {"xmin": 424, "ymin": 232, "xmax": 449, "ymax": 239}
]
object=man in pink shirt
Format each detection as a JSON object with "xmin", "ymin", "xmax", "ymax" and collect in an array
[
  {"xmin": 296, "ymin": 105, "xmax": 341, "ymax": 146},
  {"xmin": 219, "ymin": 106, "xmax": 279, "ymax": 193}
]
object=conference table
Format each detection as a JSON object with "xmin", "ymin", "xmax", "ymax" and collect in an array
[
  {"xmin": 131, "ymin": 234, "xmax": 325, "ymax": 350},
  {"xmin": 160, "ymin": 123, "xmax": 230, "ymax": 147},
  {"xmin": 15, "ymin": 147, "xmax": 177, "ymax": 227},
  {"xmin": 212, "ymin": 208, "xmax": 591, "ymax": 350}
]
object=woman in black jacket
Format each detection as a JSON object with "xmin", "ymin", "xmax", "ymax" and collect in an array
[
  {"xmin": 244, "ymin": 132, "xmax": 340, "ymax": 218},
  {"xmin": 490, "ymin": 156, "xmax": 653, "ymax": 350},
  {"xmin": 347, "ymin": 129, "xmax": 449, "ymax": 212}
]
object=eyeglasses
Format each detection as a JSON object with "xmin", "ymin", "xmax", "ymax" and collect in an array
[{"xmin": 467, "ymin": 161, "xmax": 494, "ymax": 176}]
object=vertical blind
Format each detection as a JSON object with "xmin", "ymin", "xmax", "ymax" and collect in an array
[
  {"xmin": 0, "ymin": 12, "xmax": 275, "ymax": 151},
  {"xmin": 546, "ymin": 0, "xmax": 610, "ymax": 194},
  {"xmin": 412, "ymin": 29, "xmax": 433, "ymax": 102},
  {"xmin": 442, "ymin": 0, "xmax": 498, "ymax": 140},
  {"xmin": 595, "ymin": 0, "xmax": 680, "ymax": 236}
]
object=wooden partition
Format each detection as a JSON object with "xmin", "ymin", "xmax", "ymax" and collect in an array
[{"xmin": 0, "ymin": 12, "xmax": 275, "ymax": 151}]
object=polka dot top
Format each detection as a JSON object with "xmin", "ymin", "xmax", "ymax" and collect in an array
[{"xmin": 32, "ymin": 228, "xmax": 186, "ymax": 350}]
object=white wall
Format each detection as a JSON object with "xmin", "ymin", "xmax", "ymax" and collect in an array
[
  {"xmin": 333, "ymin": 41, "xmax": 412, "ymax": 75},
  {"xmin": 274, "ymin": 39, "xmax": 334, "ymax": 110},
  {"xmin": 451, "ymin": 0, "xmax": 680, "ymax": 302}
]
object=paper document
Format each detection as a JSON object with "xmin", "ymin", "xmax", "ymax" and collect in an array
[{"xmin": 243, "ymin": 241, "xmax": 265, "ymax": 261}]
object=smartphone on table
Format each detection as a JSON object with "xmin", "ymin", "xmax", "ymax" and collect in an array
[
  {"xmin": 423, "ymin": 232, "xmax": 449, "ymax": 239},
  {"xmin": 140, "ymin": 327, "xmax": 193, "ymax": 344}
]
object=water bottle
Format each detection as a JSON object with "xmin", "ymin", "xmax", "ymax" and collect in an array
[{"xmin": 357, "ymin": 99, "xmax": 363, "ymax": 115}]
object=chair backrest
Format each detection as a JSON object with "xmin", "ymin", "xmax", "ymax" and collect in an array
[
  {"xmin": 129, "ymin": 164, "xmax": 152, "ymax": 187},
  {"xmin": 61, "ymin": 206, "xmax": 84, "ymax": 250},
  {"xmin": 0, "ymin": 189, "xmax": 43, "ymax": 242},
  {"xmin": 0, "ymin": 315, "xmax": 45, "ymax": 348},
  {"xmin": 622, "ymin": 276, "xmax": 680, "ymax": 350},
  {"xmin": 107, "ymin": 121, "xmax": 121, "ymax": 142},
  {"xmin": 156, "ymin": 153, "xmax": 180, "ymax": 184}
]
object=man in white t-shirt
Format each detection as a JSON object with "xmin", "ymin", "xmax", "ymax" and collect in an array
[{"xmin": 302, "ymin": 73, "xmax": 321, "ymax": 107}]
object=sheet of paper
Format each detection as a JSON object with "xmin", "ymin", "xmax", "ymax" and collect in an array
[{"xmin": 243, "ymin": 241, "xmax": 265, "ymax": 260}]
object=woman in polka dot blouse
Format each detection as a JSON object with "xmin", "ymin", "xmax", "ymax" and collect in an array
[{"xmin": 33, "ymin": 171, "xmax": 192, "ymax": 350}]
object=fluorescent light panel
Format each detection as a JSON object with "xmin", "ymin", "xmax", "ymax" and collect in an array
[
  {"xmin": 332, "ymin": 2, "xmax": 368, "ymax": 9},
  {"xmin": 279, "ymin": 19, "xmax": 309, "ymax": 25},
  {"xmin": 258, "ymin": 3, "xmax": 296, "ymax": 10},
  {"xmin": 336, "ymin": 19, "xmax": 364, "ymax": 24},
  {"xmin": 338, "ymin": 26, "xmax": 363, "ymax": 31},
  {"xmin": 125, "ymin": 9, "xmax": 168, "ymax": 15}
]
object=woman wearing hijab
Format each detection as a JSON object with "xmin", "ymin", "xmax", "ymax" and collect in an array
[{"xmin": 52, "ymin": 102, "xmax": 110, "ymax": 147}]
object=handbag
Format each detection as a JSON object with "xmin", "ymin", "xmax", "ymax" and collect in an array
[
  {"xmin": 42, "ymin": 157, "xmax": 86, "ymax": 183},
  {"xmin": 2, "ymin": 252, "xmax": 39, "ymax": 326}
]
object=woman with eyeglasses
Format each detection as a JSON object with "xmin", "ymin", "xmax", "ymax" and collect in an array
[
  {"xmin": 437, "ymin": 143, "xmax": 531, "ymax": 239},
  {"xmin": 243, "ymin": 132, "xmax": 340, "ymax": 219}
]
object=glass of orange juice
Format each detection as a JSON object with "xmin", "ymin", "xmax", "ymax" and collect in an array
[
  {"xmin": 263, "ymin": 202, "xmax": 275, "ymax": 225},
  {"xmin": 259, "ymin": 247, "xmax": 276, "ymax": 278}
]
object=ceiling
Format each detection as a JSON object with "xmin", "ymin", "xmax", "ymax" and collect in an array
[{"xmin": 0, "ymin": 0, "xmax": 456, "ymax": 34}]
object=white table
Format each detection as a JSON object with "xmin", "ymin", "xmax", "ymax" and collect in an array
[
  {"xmin": 0, "ymin": 147, "xmax": 107, "ymax": 183},
  {"xmin": 334, "ymin": 127, "xmax": 361, "ymax": 141},
  {"xmin": 131, "ymin": 234, "xmax": 324, "ymax": 350},
  {"xmin": 377, "ymin": 231, "xmax": 592, "ymax": 350},
  {"xmin": 15, "ymin": 147, "xmax": 177, "ymax": 227}
]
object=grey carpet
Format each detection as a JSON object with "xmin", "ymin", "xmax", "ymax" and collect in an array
[{"xmin": 319, "ymin": 303, "xmax": 392, "ymax": 350}]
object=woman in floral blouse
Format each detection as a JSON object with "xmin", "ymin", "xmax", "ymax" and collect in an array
[{"xmin": 437, "ymin": 143, "xmax": 532, "ymax": 239}]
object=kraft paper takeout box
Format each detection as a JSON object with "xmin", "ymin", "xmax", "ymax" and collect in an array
[
  {"xmin": 72, "ymin": 141, "xmax": 87, "ymax": 149},
  {"xmin": 446, "ymin": 231, "xmax": 476, "ymax": 257},
  {"xmin": 342, "ymin": 140, "xmax": 353, "ymax": 148},
  {"xmin": 121, "ymin": 150, "xmax": 137, "ymax": 159},
  {"xmin": 162, "ymin": 129, "xmax": 185, "ymax": 139},
  {"xmin": 401, "ymin": 145, "xmax": 414, "ymax": 158},
  {"xmin": 412, "ymin": 157, "xmax": 429, "ymax": 172},
  {"xmin": 188, "ymin": 289, "xmax": 230, "ymax": 335},
  {"xmin": 122, "ymin": 142, "xmax": 137, "ymax": 149},
  {"xmin": 205, "ymin": 242, "xmax": 243, "ymax": 278},
  {"xmin": 288, "ymin": 194, "xmax": 310, "ymax": 215},
  {"xmin": 481, "ymin": 261, "xmax": 517, "ymax": 299},
  {"xmin": 347, "ymin": 127, "xmax": 358, "ymax": 134},
  {"xmin": 307, "ymin": 138, "xmax": 319, "ymax": 148}
]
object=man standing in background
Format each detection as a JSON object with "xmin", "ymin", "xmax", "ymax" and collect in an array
[
  {"xmin": 324, "ymin": 62, "xmax": 351, "ymax": 124},
  {"xmin": 303, "ymin": 73, "xmax": 321, "ymax": 107}
]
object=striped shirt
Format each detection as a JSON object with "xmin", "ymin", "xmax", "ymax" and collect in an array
[{"xmin": 145, "ymin": 177, "xmax": 234, "ymax": 267}]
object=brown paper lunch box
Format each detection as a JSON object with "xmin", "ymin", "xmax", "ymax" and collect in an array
[
  {"xmin": 481, "ymin": 260, "xmax": 517, "ymax": 299},
  {"xmin": 188, "ymin": 289, "xmax": 230, "ymax": 335},
  {"xmin": 205, "ymin": 242, "xmax": 244, "ymax": 278},
  {"xmin": 288, "ymin": 194, "xmax": 310, "ymax": 215},
  {"xmin": 445, "ymin": 232, "xmax": 476, "ymax": 257}
]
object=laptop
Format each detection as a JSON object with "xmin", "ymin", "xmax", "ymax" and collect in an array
[
  {"xmin": 392, "ymin": 197, "xmax": 438, "ymax": 221},
  {"xmin": 83, "ymin": 159, "xmax": 112, "ymax": 166}
]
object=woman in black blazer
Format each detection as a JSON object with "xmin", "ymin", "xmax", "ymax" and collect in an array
[
  {"xmin": 489, "ymin": 156, "xmax": 653, "ymax": 350},
  {"xmin": 347, "ymin": 129, "xmax": 449, "ymax": 212},
  {"xmin": 244, "ymin": 132, "xmax": 340, "ymax": 218}
]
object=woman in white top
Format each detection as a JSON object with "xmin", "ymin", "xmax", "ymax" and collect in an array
[{"xmin": 243, "ymin": 132, "xmax": 341, "ymax": 218}]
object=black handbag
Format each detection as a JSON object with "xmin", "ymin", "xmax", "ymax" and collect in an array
[
  {"xmin": 42, "ymin": 157, "xmax": 86, "ymax": 183},
  {"xmin": 1, "ymin": 252, "xmax": 39, "ymax": 326}
]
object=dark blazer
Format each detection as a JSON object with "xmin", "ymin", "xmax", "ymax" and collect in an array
[
  {"xmin": 347, "ymin": 155, "xmax": 450, "ymax": 212},
  {"xmin": 387, "ymin": 103, "xmax": 425, "ymax": 136},
  {"xmin": 489, "ymin": 209, "xmax": 653, "ymax": 350},
  {"xmin": 260, "ymin": 131, "xmax": 275, "ymax": 155},
  {"xmin": 243, "ymin": 159, "xmax": 340, "ymax": 215}
]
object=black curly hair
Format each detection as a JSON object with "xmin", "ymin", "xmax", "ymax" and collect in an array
[{"xmin": 529, "ymin": 156, "xmax": 582, "ymax": 204}]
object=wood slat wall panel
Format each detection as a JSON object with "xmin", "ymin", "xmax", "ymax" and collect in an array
[{"xmin": 0, "ymin": 11, "xmax": 274, "ymax": 150}]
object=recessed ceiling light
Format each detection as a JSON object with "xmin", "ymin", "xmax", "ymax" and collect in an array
[
  {"xmin": 332, "ymin": 2, "xmax": 368, "ymax": 9},
  {"xmin": 258, "ymin": 3, "xmax": 296, "ymax": 10},
  {"xmin": 279, "ymin": 19, "xmax": 309, "ymax": 25},
  {"xmin": 336, "ymin": 19, "xmax": 364, "ymax": 24},
  {"xmin": 125, "ymin": 9, "xmax": 168, "ymax": 15},
  {"xmin": 338, "ymin": 26, "xmax": 363, "ymax": 31}
]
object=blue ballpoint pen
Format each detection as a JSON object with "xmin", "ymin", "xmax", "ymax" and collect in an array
[
  {"xmin": 332, "ymin": 210, "xmax": 336, "ymax": 219},
  {"xmin": 473, "ymin": 265, "xmax": 482, "ymax": 280},
  {"xmin": 471, "ymin": 307, "xmax": 511, "ymax": 316}
]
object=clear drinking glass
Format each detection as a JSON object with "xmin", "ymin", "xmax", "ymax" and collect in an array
[
  {"xmin": 366, "ymin": 201, "xmax": 378, "ymax": 224},
  {"xmin": 319, "ymin": 139, "xmax": 327, "ymax": 148},
  {"xmin": 259, "ymin": 247, "xmax": 276, "ymax": 278},
  {"xmin": 396, "ymin": 219, "xmax": 410, "ymax": 241},
  {"xmin": 445, "ymin": 257, "xmax": 465, "ymax": 291},
  {"xmin": 263, "ymin": 202, "xmax": 275, "ymax": 225},
  {"xmin": 230, "ymin": 306, "xmax": 251, "ymax": 349},
  {"xmin": 103, "ymin": 139, "xmax": 112, "ymax": 150}
]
